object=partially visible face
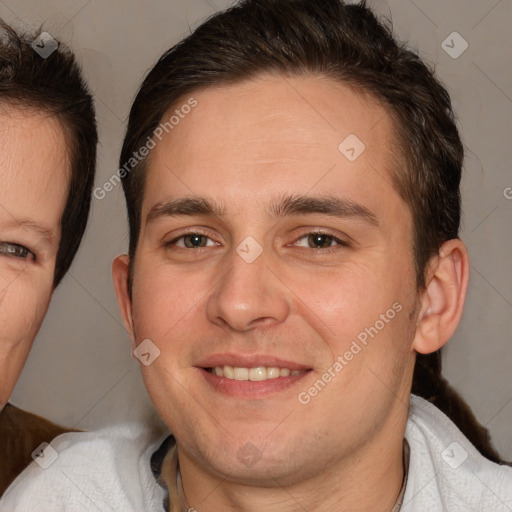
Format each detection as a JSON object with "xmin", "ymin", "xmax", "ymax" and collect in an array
[
  {"xmin": 0, "ymin": 106, "xmax": 68, "ymax": 407},
  {"xmin": 125, "ymin": 76, "xmax": 421, "ymax": 485}
]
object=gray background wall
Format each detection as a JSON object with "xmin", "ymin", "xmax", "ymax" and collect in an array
[{"xmin": 1, "ymin": 0, "xmax": 511, "ymax": 459}]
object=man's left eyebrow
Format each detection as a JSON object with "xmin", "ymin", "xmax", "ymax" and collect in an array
[{"xmin": 268, "ymin": 195, "xmax": 379, "ymax": 227}]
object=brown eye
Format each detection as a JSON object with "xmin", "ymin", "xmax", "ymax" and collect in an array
[
  {"xmin": 0, "ymin": 242, "xmax": 35, "ymax": 260},
  {"xmin": 167, "ymin": 232, "xmax": 219, "ymax": 251},
  {"xmin": 183, "ymin": 234, "xmax": 208, "ymax": 248},
  {"xmin": 307, "ymin": 234, "xmax": 335, "ymax": 248},
  {"xmin": 175, "ymin": 233, "xmax": 212, "ymax": 249}
]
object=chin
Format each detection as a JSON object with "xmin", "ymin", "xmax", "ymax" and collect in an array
[
  {"xmin": 207, "ymin": 450, "xmax": 297, "ymax": 484},
  {"xmin": 183, "ymin": 427, "xmax": 311, "ymax": 483}
]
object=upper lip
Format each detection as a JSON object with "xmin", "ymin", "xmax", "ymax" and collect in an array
[{"xmin": 196, "ymin": 353, "xmax": 311, "ymax": 371}]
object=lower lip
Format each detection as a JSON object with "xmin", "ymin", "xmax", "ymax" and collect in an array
[{"xmin": 199, "ymin": 368, "xmax": 310, "ymax": 399}]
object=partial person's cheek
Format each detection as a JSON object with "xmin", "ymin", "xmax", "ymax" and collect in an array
[
  {"xmin": 0, "ymin": 288, "xmax": 41, "ymax": 345},
  {"xmin": 0, "ymin": 283, "xmax": 50, "ymax": 403}
]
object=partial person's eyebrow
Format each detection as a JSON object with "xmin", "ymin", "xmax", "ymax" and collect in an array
[
  {"xmin": 1, "ymin": 218, "xmax": 56, "ymax": 243},
  {"xmin": 20, "ymin": 220, "xmax": 55, "ymax": 243},
  {"xmin": 268, "ymin": 194, "xmax": 379, "ymax": 227}
]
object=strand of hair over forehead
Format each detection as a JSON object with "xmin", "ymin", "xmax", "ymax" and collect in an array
[
  {"xmin": 236, "ymin": 0, "xmax": 400, "ymax": 66},
  {"xmin": 135, "ymin": 0, "xmax": 454, "ymax": 159},
  {"xmin": 0, "ymin": 21, "xmax": 25, "ymax": 82},
  {"xmin": 143, "ymin": 0, "xmax": 406, "ymax": 88},
  {"xmin": 121, "ymin": 0, "xmax": 462, "ymax": 291},
  {"xmin": 129, "ymin": 0, "xmax": 458, "ymax": 196},
  {"xmin": 126, "ymin": 0, "xmax": 404, "ymax": 179},
  {"xmin": 0, "ymin": 20, "xmax": 75, "ymax": 103}
]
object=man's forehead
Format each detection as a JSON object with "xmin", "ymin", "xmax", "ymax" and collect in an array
[
  {"xmin": 156, "ymin": 75, "xmax": 394, "ymax": 147},
  {"xmin": 142, "ymin": 75, "xmax": 403, "ymax": 223}
]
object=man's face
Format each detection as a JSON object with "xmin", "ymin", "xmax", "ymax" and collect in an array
[
  {"xmin": 0, "ymin": 106, "xmax": 68, "ymax": 406},
  {"xmin": 127, "ymin": 76, "xmax": 421, "ymax": 484}
]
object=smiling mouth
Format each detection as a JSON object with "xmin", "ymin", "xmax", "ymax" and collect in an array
[{"xmin": 206, "ymin": 366, "xmax": 305, "ymax": 381}]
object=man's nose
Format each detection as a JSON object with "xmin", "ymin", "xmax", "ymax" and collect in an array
[{"xmin": 205, "ymin": 244, "xmax": 291, "ymax": 332}]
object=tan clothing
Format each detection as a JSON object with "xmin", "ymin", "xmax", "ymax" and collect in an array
[{"xmin": 0, "ymin": 404, "xmax": 72, "ymax": 496}]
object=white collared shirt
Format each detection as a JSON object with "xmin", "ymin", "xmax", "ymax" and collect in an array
[{"xmin": 1, "ymin": 395, "xmax": 511, "ymax": 511}]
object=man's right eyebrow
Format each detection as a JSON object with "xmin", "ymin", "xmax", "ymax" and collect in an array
[{"xmin": 146, "ymin": 197, "xmax": 224, "ymax": 224}]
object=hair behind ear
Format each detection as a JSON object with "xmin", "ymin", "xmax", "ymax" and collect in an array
[{"xmin": 412, "ymin": 351, "xmax": 509, "ymax": 465}]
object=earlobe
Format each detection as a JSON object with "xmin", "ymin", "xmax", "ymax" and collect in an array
[
  {"xmin": 112, "ymin": 254, "xmax": 136, "ymax": 351},
  {"xmin": 413, "ymin": 239, "xmax": 469, "ymax": 355}
]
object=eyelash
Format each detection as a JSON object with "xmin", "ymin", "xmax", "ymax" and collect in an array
[
  {"xmin": 167, "ymin": 232, "xmax": 219, "ymax": 249},
  {"xmin": 165, "ymin": 230, "xmax": 349, "ymax": 250},
  {"xmin": 293, "ymin": 231, "xmax": 350, "ymax": 250},
  {"xmin": 0, "ymin": 241, "xmax": 36, "ymax": 261}
]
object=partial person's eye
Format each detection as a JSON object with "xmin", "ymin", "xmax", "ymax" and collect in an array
[
  {"xmin": 294, "ymin": 232, "xmax": 349, "ymax": 249},
  {"xmin": 0, "ymin": 241, "xmax": 36, "ymax": 261},
  {"xmin": 169, "ymin": 233, "xmax": 218, "ymax": 249}
]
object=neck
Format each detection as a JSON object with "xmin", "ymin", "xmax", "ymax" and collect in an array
[{"xmin": 173, "ymin": 404, "xmax": 408, "ymax": 512}]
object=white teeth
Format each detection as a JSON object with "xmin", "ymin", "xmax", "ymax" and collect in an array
[
  {"xmin": 267, "ymin": 367, "xmax": 280, "ymax": 379},
  {"xmin": 249, "ymin": 367, "xmax": 266, "ymax": 381},
  {"xmin": 210, "ymin": 366, "xmax": 303, "ymax": 380},
  {"xmin": 223, "ymin": 365, "xmax": 234, "ymax": 379},
  {"xmin": 233, "ymin": 367, "xmax": 249, "ymax": 381}
]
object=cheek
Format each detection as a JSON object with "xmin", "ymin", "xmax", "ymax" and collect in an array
[
  {"xmin": 285, "ymin": 257, "xmax": 417, "ymax": 382},
  {"xmin": 286, "ymin": 261, "xmax": 401, "ymax": 340},
  {"xmin": 131, "ymin": 262, "xmax": 211, "ymax": 342},
  {"xmin": 0, "ymin": 281, "xmax": 49, "ymax": 343},
  {"xmin": 0, "ymin": 279, "xmax": 52, "ymax": 402}
]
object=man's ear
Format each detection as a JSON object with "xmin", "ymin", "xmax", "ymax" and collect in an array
[
  {"xmin": 112, "ymin": 254, "xmax": 136, "ymax": 352},
  {"xmin": 413, "ymin": 239, "xmax": 469, "ymax": 355}
]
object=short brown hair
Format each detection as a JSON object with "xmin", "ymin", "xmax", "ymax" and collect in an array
[
  {"xmin": 0, "ymin": 19, "xmax": 97, "ymax": 287},
  {"xmin": 120, "ymin": 0, "xmax": 462, "ymax": 291},
  {"xmin": 119, "ymin": 0, "xmax": 508, "ymax": 464}
]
